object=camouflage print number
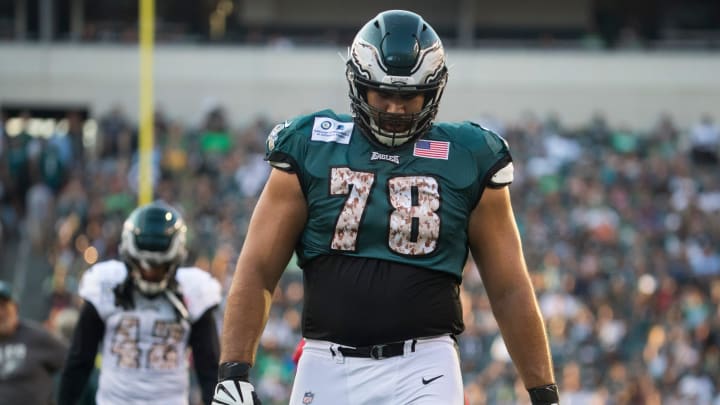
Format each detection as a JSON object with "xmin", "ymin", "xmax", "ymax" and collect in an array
[
  {"xmin": 110, "ymin": 316, "xmax": 186, "ymax": 370},
  {"xmin": 147, "ymin": 320, "xmax": 184, "ymax": 370},
  {"xmin": 111, "ymin": 316, "xmax": 141, "ymax": 368},
  {"xmin": 388, "ymin": 176, "xmax": 440, "ymax": 255},
  {"xmin": 330, "ymin": 169, "xmax": 440, "ymax": 255},
  {"xmin": 330, "ymin": 167, "xmax": 375, "ymax": 251}
]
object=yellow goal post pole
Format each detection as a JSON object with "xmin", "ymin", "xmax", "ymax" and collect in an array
[{"xmin": 138, "ymin": 0, "xmax": 155, "ymax": 205}]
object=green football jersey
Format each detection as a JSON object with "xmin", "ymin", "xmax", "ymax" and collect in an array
[{"xmin": 265, "ymin": 109, "xmax": 513, "ymax": 280}]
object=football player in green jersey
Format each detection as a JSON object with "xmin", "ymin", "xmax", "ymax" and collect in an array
[{"xmin": 213, "ymin": 10, "xmax": 558, "ymax": 405}]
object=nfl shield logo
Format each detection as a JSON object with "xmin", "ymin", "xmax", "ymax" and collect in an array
[{"xmin": 302, "ymin": 392, "xmax": 315, "ymax": 404}]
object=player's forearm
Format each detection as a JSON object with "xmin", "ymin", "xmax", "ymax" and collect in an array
[
  {"xmin": 58, "ymin": 361, "xmax": 95, "ymax": 405},
  {"xmin": 490, "ymin": 284, "xmax": 555, "ymax": 388},
  {"xmin": 190, "ymin": 309, "xmax": 220, "ymax": 404},
  {"xmin": 58, "ymin": 303, "xmax": 104, "ymax": 405},
  {"xmin": 219, "ymin": 270, "xmax": 274, "ymax": 365}
]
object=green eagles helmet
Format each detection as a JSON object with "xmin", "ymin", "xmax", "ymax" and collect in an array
[
  {"xmin": 346, "ymin": 9, "xmax": 448, "ymax": 148},
  {"xmin": 119, "ymin": 201, "xmax": 188, "ymax": 295}
]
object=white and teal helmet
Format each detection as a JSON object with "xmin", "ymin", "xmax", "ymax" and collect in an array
[
  {"xmin": 119, "ymin": 201, "xmax": 188, "ymax": 295},
  {"xmin": 346, "ymin": 10, "xmax": 448, "ymax": 148}
]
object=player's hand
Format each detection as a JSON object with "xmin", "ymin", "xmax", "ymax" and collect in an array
[
  {"xmin": 212, "ymin": 380, "xmax": 261, "ymax": 404},
  {"xmin": 212, "ymin": 362, "xmax": 261, "ymax": 405}
]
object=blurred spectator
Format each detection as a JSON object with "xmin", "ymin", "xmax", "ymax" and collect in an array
[
  {"xmin": 38, "ymin": 137, "xmax": 70, "ymax": 193},
  {"xmin": 199, "ymin": 106, "xmax": 232, "ymax": 156},
  {"xmin": 3, "ymin": 111, "xmax": 33, "ymax": 217},
  {"xmin": 24, "ymin": 174, "xmax": 55, "ymax": 251},
  {"xmin": 0, "ymin": 280, "xmax": 68, "ymax": 405},
  {"xmin": 65, "ymin": 112, "xmax": 87, "ymax": 170},
  {"xmin": 160, "ymin": 122, "xmax": 190, "ymax": 175},
  {"xmin": 687, "ymin": 237, "xmax": 720, "ymax": 278},
  {"xmin": 97, "ymin": 105, "xmax": 133, "ymax": 161},
  {"xmin": 233, "ymin": 119, "xmax": 271, "ymax": 198},
  {"xmin": 689, "ymin": 114, "xmax": 720, "ymax": 166}
]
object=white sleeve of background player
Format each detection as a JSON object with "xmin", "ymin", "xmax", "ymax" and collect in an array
[
  {"xmin": 78, "ymin": 260, "xmax": 128, "ymax": 320},
  {"xmin": 490, "ymin": 161, "xmax": 514, "ymax": 187},
  {"xmin": 176, "ymin": 267, "xmax": 222, "ymax": 322}
]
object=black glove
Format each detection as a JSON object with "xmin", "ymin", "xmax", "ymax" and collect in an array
[
  {"xmin": 211, "ymin": 362, "xmax": 262, "ymax": 405},
  {"xmin": 527, "ymin": 383, "xmax": 559, "ymax": 405}
]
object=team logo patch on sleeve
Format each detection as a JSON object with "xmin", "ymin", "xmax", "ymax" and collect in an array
[
  {"xmin": 266, "ymin": 120, "xmax": 292, "ymax": 152},
  {"xmin": 413, "ymin": 140, "xmax": 450, "ymax": 160},
  {"xmin": 311, "ymin": 117, "xmax": 353, "ymax": 144}
]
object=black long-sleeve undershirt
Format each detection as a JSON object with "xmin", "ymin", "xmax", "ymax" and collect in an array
[
  {"xmin": 57, "ymin": 302, "xmax": 105, "ymax": 405},
  {"xmin": 189, "ymin": 307, "xmax": 220, "ymax": 405}
]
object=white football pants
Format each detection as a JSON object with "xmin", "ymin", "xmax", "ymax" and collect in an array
[{"xmin": 289, "ymin": 335, "xmax": 464, "ymax": 405}]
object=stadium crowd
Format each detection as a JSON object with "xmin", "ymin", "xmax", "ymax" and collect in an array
[{"xmin": 1, "ymin": 105, "xmax": 719, "ymax": 405}]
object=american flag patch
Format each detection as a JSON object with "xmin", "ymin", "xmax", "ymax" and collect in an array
[{"xmin": 413, "ymin": 140, "xmax": 450, "ymax": 160}]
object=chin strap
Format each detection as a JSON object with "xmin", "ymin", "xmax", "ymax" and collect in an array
[
  {"xmin": 119, "ymin": 262, "xmax": 188, "ymax": 322},
  {"xmin": 164, "ymin": 289, "xmax": 189, "ymax": 322}
]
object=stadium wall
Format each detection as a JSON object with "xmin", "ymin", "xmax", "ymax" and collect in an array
[{"xmin": 0, "ymin": 43, "xmax": 718, "ymax": 129}]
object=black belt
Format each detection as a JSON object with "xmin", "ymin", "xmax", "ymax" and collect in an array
[{"xmin": 335, "ymin": 340, "xmax": 417, "ymax": 360}]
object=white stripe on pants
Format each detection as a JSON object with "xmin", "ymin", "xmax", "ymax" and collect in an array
[{"xmin": 289, "ymin": 335, "xmax": 464, "ymax": 405}]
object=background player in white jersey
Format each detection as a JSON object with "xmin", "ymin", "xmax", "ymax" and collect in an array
[
  {"xmin": 212, "ymin": 10, "xmax": 558, "ymax": 405},
  {"xmin": 58, "ymin": 201, "xmax": 222, "ymax": 405}
]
